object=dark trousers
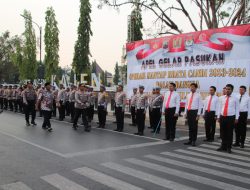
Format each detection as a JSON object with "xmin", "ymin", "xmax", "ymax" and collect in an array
[
  {"xmin": 0, "ymin": 98, "xmax": 3, "ymax": 109},
  {"xmin": 220, "ymin": 115, "xmax": 235, "ymax": 149},
  {"xmin": 204, "ymin": 111, "xmax": 216, "ymax": 140},
  {"xmin": 149, "ymin": 109, "xmax": 153, "ymax": 128},
  {"xmin": 65, "ymin": 101, "xmax": 70, "ymax": 116},
  {"xmin": 8, "ymin": 99, "xmax": 13, "ymax": 111},
  {"xmin": 52, "ymin": 100, "xmax": 56, "ymax": 117},
  {"xmin": 58, "ymin": 100, "xmax": 65, "ymax": 120},
  {"xmin": 42, "ymin": 110, "xmax": 52, "ymax": 128},
  {"xmin": 115, "ymin": 107, "xmax": 124, "ymax": 131},
  {"xmin": 130, "ymin": 106, "xmax": 136, "ymax": 124},
  {"xmin": 3, "ymin": 98, "xmax": 8, "ymax": 109},
  {"xmin": 13, "ymin": 99, "xmax": 18, "ymax": 112},
  {"xmin": 98, "ymin": 106, "xmax": 106, "ymax": 128},
  {"xmin": 235, "ymin": 112, "xmax": 248, "ymax": 145},
  {"xmin": 24, "ymin": 100, "xmax": 36, "ymax": 123},
  {"xmin": 136, "ymin": 109, "xmax": 145, "ymax": 134},
  {"xmin": 70, "ymin": 102, "xmax": 75, "ymax": 121},
  {"xmin": 87, "ymin": 105, "xmax": 94, "ymax": 122},
  {"xmin": 187, "ymin": 110, "xmax": 198, "ymax": 142},
  {"xmin": 73, "ymin": 108, "xmax": 89, "ymax": 129},
  {"xmin": 152, "ymin": 108, "xmax": 161, "ymax": 132},
  {"xmin": 165, "ymin": 108, "xmax": 178, "ymax": 139}
]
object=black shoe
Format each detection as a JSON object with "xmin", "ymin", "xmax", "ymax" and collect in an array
[
  {"xmin": 138, "ymin": 132, "xmax": 144, "ymax": 136},
  {"xmin": 184, "ymin": 141, "xmax": 192, "ymax": 145},
  {"xmin": 118, "ymin": 129, "xmax": 123, "ymax": 132},
  {"xmin": 192, "ymin": 141, "xmax": 196, "ymax": 146},
  {"xmin": 42, "ymin": 126, "xmax": 47, "ymax": 130},
  {"xmin": 227, "ymin": 148, "xmax": 232, "ymax": 153},
  {"xmin": 47, "ymin": 127, "xmax": 53, "ymax": 132},
  {"xmin": 134, "ymin": 133, "xmax": 139, "ymax": 135},
  {"xmin": 72, "ymin": 125, "xmax": 78, "ymax": 130},
  {"xmin": 207, "ymin": 139, "xmax": 214, "ymax": 142},
  {"xmin": 31, "ymin": 122, "xmax": 37, "ymax": 126},
  {"xmin": 59, "ymin": 118, "xmax": 63, "ymax": 121},
  {"xmin": 163, "ymin": 138, "xmax": 170, "ymax": 141},
  {"xmin": 85, "ymin": 128, "xmax": 91, "ymax": 132},
  {"xmin": 217, "ymin": 147, "xmax": 226, "ymax": 151},
  {"xmin": 203, "ymin": 139, "xmax": 209, "ymax": 142},
  {"xmin": 114, "ymin": 129, "xmax": 119, "ymax": 131},
  {"xmin": 169, "ymin": 138, "xmax": 174, "ymax": 142},
  {"xmin": 240, "ymin": 144, "xmax": 244, "ymax": 148},
  {"xmin": 233, "ymin": 143, "xmax": 240, "ymax": 147},
  {"xmin": 26, "ymin": 122, "xmax": 30, "ymax": 126},
  {"xmin": 97, "ymin": 126, "xmax": 101, "ymax": 128},
  {"xmin": 151, "ymin": 130, "xmax": 155, "ymax": 133},
  {"xmin": 147, "ymin": 126, "xmax": 152, "ymax": 129}
]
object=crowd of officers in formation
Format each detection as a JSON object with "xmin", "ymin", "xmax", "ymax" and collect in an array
[{"xmin": 0, "ymin": 81, "xmax": 249, "ymax": 153}]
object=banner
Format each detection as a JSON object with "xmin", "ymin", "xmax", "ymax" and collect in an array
[{"xmin": 126, "ymin": 24, "xmax": 250, "ymax": 100}]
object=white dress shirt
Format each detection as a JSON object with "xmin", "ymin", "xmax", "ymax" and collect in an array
[
  {"xmin": 219, "ymin": 95, "xmax": 239, "ymax": 119},
  {"xmin": 162, "ymin": 91, "xmax": 180, "ymax": 114},
  {"xmin": 236, "ymin": 93, "xmax": 250, "ymax": 119},
  {"xmin": 202, "ymin": 95, "xmax": 219, "ymax": 116},
  {"xmin": 184, "ymin": 92, "xmax": 203, "ymax": 115}
]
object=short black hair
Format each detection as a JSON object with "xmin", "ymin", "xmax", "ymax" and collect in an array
[
  {"xmin": 223, "ymin": 87, "xmax": 226, "ymax": 90},
  {"xmin": 190, "ymin": 83, "xmax": 198, "ymax": 88},
  {"xmin": 79, "ymin": 83, "xmax": 84, "ymax": 87},
  {"xmin": 45, "ymin": 82, "xmax": 51, "ymax": 87},
  {"xmin": 240, "ymin": 85, "xmax": 246, "ymax": 90},
  {"xmin": 210, "ymin": 86, "xmax": 216, "ymax": 91},
  {"xmin": 226, "ymin": 84, "xmax": 234, "ymax": 90},
  {"xmin": 170, "ymin": 82, "xmax": 176, "ymax": 88}
]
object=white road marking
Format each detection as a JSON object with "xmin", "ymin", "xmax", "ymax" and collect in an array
[
  {"xmin": 200, "ymin": 144, "xmax": 250, "ymax": 156},
  {"xmin": 102, "ymin": 162, "xmax": 198, "ymax": 190},
  {"xmin": 41, "ymin": 173, "xmax": 88, "ymax": 190},
  {"xmin": 125, "ymin": 158, "xmax": 248, "ymax": 190},
  {"xmin": 1, "ymin": 182, "xmax": 32, "ymax": 190},
  {"xmin": 160, "ymin": 151, "xmax": 250, "ymax": 175},
  {"xmin": 188, "ymin": 147, "xmax": 250, "ymax": 162},
  {"xmin": 144, "ymin": 154, "xmax": 250, "ymax": 184},
  {"xmin": 175, "ymin": 149, "xmax": 250, "ymax": 167},
  {"xmin": 73, "ymin": 167, "xmax": 143, "ymax": 190}
]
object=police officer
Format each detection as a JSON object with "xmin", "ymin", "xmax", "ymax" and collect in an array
[
  {"xmin": 3, "ymin": 85, "xmax": 8, "ymax": 110},
  {"xmin": 151, "ymin": 87, "xmax": 163, "ymax": 133},
  {"xmin": 73, "ymin": 83, "xmax": 91, "ymax": 132},
  {"xmin": 65, "ymin": 87, "xmax": 70, "ymax": 116},
  {"xmin": 97, "ymin": 85, "xmax": 108, "ymax": 128},
  {"xmin": 23, "ymin": 81, "xmax": 37, "ymax": 126},
  {"xmin": 148, "ymin": 88, "xmax": 156, "ymax": 129},
  {"xmin": 130, "ymin": 87, "xmax": 137, "ymax": 126},
  {"xmin": 88, "ymin": 86, "xmax": 95, "ymax": 122},
  {"xmin": 52, "ymin": 87, "xmax": 58, "ymax": 117},
  {"xmin": 114, "ymin": 84, "xmax": 126, "ymax": 132},
  {"xmin": 36, "ymin": 82, "xmax": 54, "ymax": 132},
  {"xmin": 162, "ymin": 83, "xmax": 180, "ymax": 141},
  {"xmin": 135, "ymin": 85, "xmax": 148, "ymax": 136},
  {"xmin": 0, "ymin": 85, "xmax": 3, "ymax": 110},
  {"xmin": 17, "ymin": 86, "xmax": 23, "ymax": 113},
  {"xmin": 13, "ymin": 85, "xmax": 18, "ymax": 112},
  {"xmin": 69, "ymin": 85, "xmax": 76, "ymax": 122},
  {"xmin": 57, "ymin": 84, "xmax": 66, "ymax": 121},
  {"xmin": 7, "ymin": 85, "xmax": 13, "ymax": 111}
]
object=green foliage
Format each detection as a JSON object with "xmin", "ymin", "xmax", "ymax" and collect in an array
[
  {"xmin": 128, "ymin": 6, "xmax": 143, "ymax": 42},
  {"xmin": 72, "ymin": 0, "xmax": 93, "ymax": 81},
  {"xmin": 44, "ymin": 7, "xmax": 60, "ymax": 81},
  {"xmin": 22, "ymin": 10, "xmax": 37, "ymax": 81},
  {"xmin": 113, "ymin": 62, "xmax": 120, "ymax": 85},
  {"xmin": 0, "ymin": 31, "xmax": 20, "ymax": 83}
]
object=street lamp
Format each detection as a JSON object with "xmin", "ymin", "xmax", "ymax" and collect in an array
[{"xmin": 20, "ymin": 14, "xmax": 42, "ymax": 66}]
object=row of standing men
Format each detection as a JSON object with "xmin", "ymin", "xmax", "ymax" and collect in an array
[{"xmin": 1, "ymin": 82, "xmax": 250, "ymax": 153}]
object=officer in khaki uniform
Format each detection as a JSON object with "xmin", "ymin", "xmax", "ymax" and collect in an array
[
  {"xmin": 97, "ymin": 85, "xmax": 108, "ymax": 128},
  {"xmin": 0, "ymin": 85, "xmax": 4, "ymax": 110},
  {"xmin": 7, "ymin": 85, "xmax": 13, "ymax": 111},
  {"xmin": 3, "ymin": 85, "xmax": 8, "ymax": 110},
  {"xmin": 114, "ymin": 84, "xmax": 126, "ymax": 132},
  {"xmin": 69, "ymin": 85, "xmax": 77, "ymax": 122},
  {"xmin": 150, "ymin": 87, "xmax": 163, "ymax": 133},
  {"xmin": 73, "ymin": 83, "xmax": 91, "ymax": 132},
  {"xmin": 135, "ymin": 85, "xmax": 148, "ymax": 136},
  {"xmin": 148, "ymin": 88, "xmax": 156, "ymax": 129},
  {"xmin": 130, "ymin": 87, "xmax": 137, "ymax": 126}
]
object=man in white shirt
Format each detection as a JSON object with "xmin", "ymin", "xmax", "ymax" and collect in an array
[
  {"xmin": 217, "ymin": 84, "xmax": 239, "ymax": 153},
  {"xmin": 162, "ymin": 83, "xmax": 180, "ymax": 141},
  {"xmin": 202, "ymin": 86, "xmax": 219, "ymax": 142},
  {"xmin": 130, "ymin": 87, "xmax": 137, "ymax": 126},
  {"xmin": 184, "ymin": 83, "xmax": 203, "ymax": 146},
  {"xmin": 233, "ymin": 85, "xmax": 250, "ymax": 148}
]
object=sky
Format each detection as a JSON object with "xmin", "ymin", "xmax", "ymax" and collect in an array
[{"xmin": 0, "ymin": 0, "xmax": 197, "ymax": 74}]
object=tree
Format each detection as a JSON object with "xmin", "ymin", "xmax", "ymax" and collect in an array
[
  {"xmin": 72, "ymin": 0, "xmax": 93, "ymax": 81},
  {"xmin": 128, "ymin": 0, "xmax": 143, "ymax": 42},
  {"xmin": 44, "ymin": 7, "xmax": 60, "ymax": 81},
  {"xmin": 22, "ymin": 10, "xmax": 37, "ymax": 81},
  {"xmin": 100, "ymin": 70, "xmax": 105, "ymax": 85},
  {"xmin": 113, "ymin": 62, "xmax": 120, "ymax": 85},
  {"xmin": 99, "ymin": 0, "xmax": 249, "ymax": 35},
  {"xmin": 91, "ymin": 60, "xmax": 97, "ymax": 74},
  {"xmin": 0, "ymin": 31, "xmax": 20, "ymax": 83}
]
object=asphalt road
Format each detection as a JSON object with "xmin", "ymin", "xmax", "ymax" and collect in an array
[{"xmin": 0, "ymin": 111, "xmax": 250, "ymax": 190}]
